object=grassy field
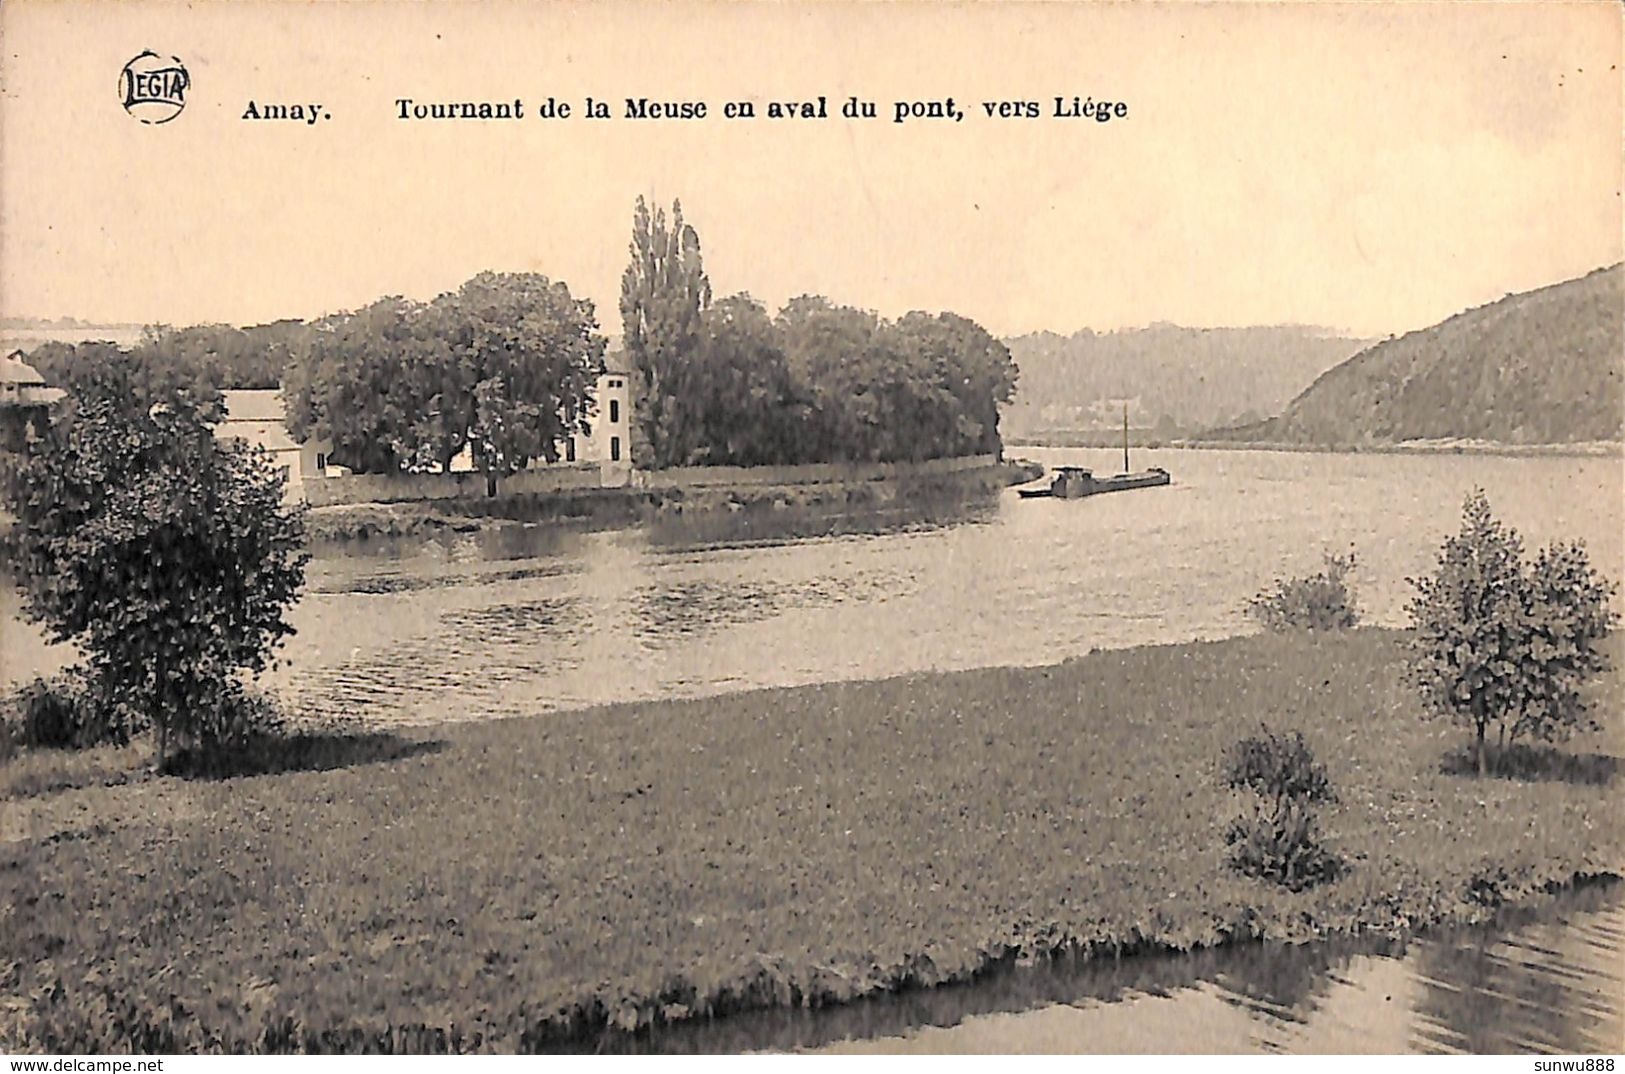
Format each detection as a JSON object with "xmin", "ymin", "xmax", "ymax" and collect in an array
[{"xmin": 3, "ymin": 629, "xmax": 1620, "ymax": 1052}]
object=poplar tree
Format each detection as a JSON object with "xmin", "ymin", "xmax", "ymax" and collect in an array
[{"xmin": 620, "ymin": 197, "xmax": 711, "ymax": 468}]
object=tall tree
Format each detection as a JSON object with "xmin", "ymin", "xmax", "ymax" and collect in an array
[
  {"xmin": 620, "ymin": 197, "xmax": 711, "ymax": 468},
  {"xmin": 688, "ymin": 293, "xmax": 800, "ymax": 466},
  {"xmin": 774, "ymin": 297, "xmax": 886, "ymax": 462}
]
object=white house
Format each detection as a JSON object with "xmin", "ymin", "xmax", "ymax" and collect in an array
[
  {"xmin": 567, "ymin": 369, "xmax": 633, "ymax": 485},
  {"xmin": 441, "ymin": 369, "xmax": 634, "ymax": 486},
  {"xmin": 217, "ymin": 389, "xmax": 334, "ymax": 503}
]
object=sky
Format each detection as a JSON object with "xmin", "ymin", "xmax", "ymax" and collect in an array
[{"xmin": 1, "ymin": 1, "xmax": 1620, "ymax": 339}]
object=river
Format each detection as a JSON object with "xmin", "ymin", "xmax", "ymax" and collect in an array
[
  {"xmin": 603, "ymin": 881, "xmax": 1625, "ymax": 1055},
  {"xmin": 273, "ymin": 447, "xmax": 1622, "ymax": 725},
  {"xmin": 2, "ymin": 446, "xmax": 1621, "ymax": 1054},
  {"xmin": 4, "ymin": 448, "xmax": 1620, "ymax": 721}
]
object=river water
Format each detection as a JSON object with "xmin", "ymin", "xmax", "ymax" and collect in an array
[
  {"xmin": 5, "ymin": 449, "xmax": 1619, "ymax": 716},
  {"xmin": 2, "ymin": 447, "xmax": 1621, "ymax": 1054},
  {"xmin": 607, "ymin": 881, "xmax": 1625, "ymax": 1055},
  {"xmin": 247, "ymin": 446, "xmax": 1620, "ymax": 726}
]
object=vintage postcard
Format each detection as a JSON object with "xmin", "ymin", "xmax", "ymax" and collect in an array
[{"xmin": 1, "ymin": 0, "xmax": 1621, "ymax": 1059}]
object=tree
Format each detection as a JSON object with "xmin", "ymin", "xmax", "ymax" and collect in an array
[
  {"xmin": 621, "ymin": 197, "xmax": 711, "ymax": 468},
  {"xmin": 775, "ymin": 297, "xmax": 887, "ymax": 462},
  {"xmin": 891, "ymin": 311, "xmax": 1019, "ymax": 458},
  {"xmin": 687, "ymin": 294, "xmax": 800, "ymax": 466},
  {"xmin": 435, "ymin": 272, "xmax": 605, "ymax": 492},
  {"xmin": 29, "ymin": 338, "xmax": 224, "ymax": 423},
  {"xmin": 5, "ymin": 389, "xmax": 308, "ymax": 764},
  {"xmin": 283, "ymin": 297, "xmax": 446, "ymax": 474},
  {"xmin": 772, "ymin": 299, "xmax": 1018, "ymax": 464},
  {"xmin": 284, "ymin": 275, "xmax": 603, "ymax": 481},
  {"xmin": 1407, "ymin": 490, "xmax": 1617, "ymax": 776}
]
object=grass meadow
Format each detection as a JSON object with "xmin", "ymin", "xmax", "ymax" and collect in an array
[{"xmin": 3, "ymin": 628, "xmax": 1620, "ymax": 1052}]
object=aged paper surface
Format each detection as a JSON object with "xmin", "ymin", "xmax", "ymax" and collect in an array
[{"xmin": 1, "ymin": 0, "xmax": 1621, "ymax": 1058}]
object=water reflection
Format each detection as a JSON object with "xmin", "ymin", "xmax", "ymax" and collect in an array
[
  {"xmin": 633, "ymin": 579, "xmax": 812, "ymax": 642},
  {"xmin": 8, "ymin": 450, "xmax": 1623, "ymax": 725},
  {"xmin": 585, "ymin": 883, "xmax": 1623, "ymax": 1055},
  {"xmin": 283, "ymin": 595, "xmax": 587, "ymax": 722},
  {"xmin": 639, "ymin": 496, "xmax": 1001, "ymax": 552},
  {"xmin": 1409, "ymin": 887, "xmax": 1625, "ymax": 1053}
]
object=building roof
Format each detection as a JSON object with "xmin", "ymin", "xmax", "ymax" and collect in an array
[
  {"xmin": 219, "ymin": 420, "xmax": 302, "ymax": 454},
  {"xmin": 221, "ymin": 389, "xmax": 288, "ymax": 423},
  {"xmin": 217, "ymin": 389, "xmax": 308, "ymax": 452},
  {"xmin": 1, "ymin": 353, "xmax": 46, "ymax": 386}
]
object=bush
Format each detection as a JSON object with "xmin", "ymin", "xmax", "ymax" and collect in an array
[
  {"xmin": 1, "ymin": 669, "xmax": 144, "ymax": 751},
  {"xmin": 1221, "ymin": 727, "xmax": 1341, "ymax": 891},
  {"xmin": 1246, "ymin": 551, "xmax": 1359, "ymax": 632},
  {"xmin": 1408, "ymin": 490, "xmax": 1618, "ymax": 777}
]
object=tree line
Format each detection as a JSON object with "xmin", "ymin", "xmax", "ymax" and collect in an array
[
  {"xmin": 621, "ymin": 198, "xmax": 1018, "ymax": 468},
  {"xmin": 281, "ymin": 274, "xmax": 603, "ymax": 487},
  {"xmin": 25, "ymin": 274, "xmax": 606, "ymax": 493},
  {"xmin": 21, "ymin": 198, "xmax": 1018, "ymax": 477}
]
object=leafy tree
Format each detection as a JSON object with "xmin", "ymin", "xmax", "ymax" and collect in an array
[
  {"xmin": 284, "ymin": 275, "xmax": 602, "ymax": 480},
  {"xmin": 134, "ymin": 323, "xmax": 297, "ymax": 391},
  {"xmin": 687, "ymin": 294, "xmax": 802, "ymax": 466},
  {"xmin": 621, "ymin": 197, "xmax": 711, "ymax": 468},
  {"xmin": 891, "ymin": 311, "xmax": 1018, "ymax": 459},
  {"xmin": 24, "ymin": 324, "xmax": 308, "ymax": 419},
  {"xmin": 771, "ymin": 298, "xmax": 1018, "ymax": 465},
  {"xmin": 434, "ymin": 271, "xmax": 604, "ymax": 492},
  {"xmin": 775, "ymin": 297, "xmax": 887, "ymax": 462},
  {"xmin": 29, "ymin": 338, "xmax": 224, "ymax": 422},
  {"xmin": 283, "ymin": 297, "xmax": 445, "ymax": 474},
  {"xmin": 1407, "ymin": 490, "xmax": 1617, "ymax": 776},
  {"xmin": 4, "ymin": 390, "xmax": 308, "ymax": 763}
]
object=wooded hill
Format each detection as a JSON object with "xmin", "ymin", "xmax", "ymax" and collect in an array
[
  {"xmin": 1000, "ymin": 324, "xmax": 1371, "ymax": 437},
  {"xmin": 1219, "ymin": 265, "xmax": 1624, "ymax": 446}
]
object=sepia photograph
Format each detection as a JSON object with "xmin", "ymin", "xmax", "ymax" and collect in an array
[{"xmin": 0, "ymin": 0, "xmax": 1621, "ymax": 1058}]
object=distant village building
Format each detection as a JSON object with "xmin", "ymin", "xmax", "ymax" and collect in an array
[
  {"xmin": 217, "ymin": 389, "xmax": 334, "ymax": 503},
  {"xmin": 0, "ymin": 350, "xmax": 65, "ymax": 452}
]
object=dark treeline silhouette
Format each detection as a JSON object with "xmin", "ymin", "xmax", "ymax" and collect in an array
[{"xmin": 623, "ymin": 197, "xmax": 1019, "ymax": 469}]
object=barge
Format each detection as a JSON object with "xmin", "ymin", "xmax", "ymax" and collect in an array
[
  {"xmin": 1016, "ymin": 403, "xmax": 1173, "ymax": 499},
  {"xmin": 1017, "ymin": 465, "xmax": 1171, "ymax": 498}
]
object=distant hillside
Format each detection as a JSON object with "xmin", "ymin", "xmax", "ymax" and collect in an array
[
  {"xmin": 1000, "ymin": 325, "xmax": 1370, "ymax": 437},
  {"xmin": 1222, "ymin": 265, "xmax": 1624, "ymax": 447}
]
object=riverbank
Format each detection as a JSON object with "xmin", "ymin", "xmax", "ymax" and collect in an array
[
  {"xmin": 1008, "ymin": 435, "xmax": 1624, "ymax": 458},
  {"xmin": 303, "ymin": 459, "xmax": 1043, "ymax": 542},
  {"xmin": 3, "ymin": 628, "xmax": 1620, "ymax": 1052}
]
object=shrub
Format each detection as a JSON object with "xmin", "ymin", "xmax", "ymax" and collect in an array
[
  {"xmin": 1221, "ymin": 727, "xmax": 1341, "ymax": 891},
  {"xmin": 1, "ymin": 669, "xmax": 144, "ymax": 751},
  {"xmin": 4, "ymin": 392, "xmax": 308, "ymax": 765},
  {"xmin": 1246, "ymin": 551, "xmax": 1359, "ymax": 632},
  {"xmin": 1407, "ymin": 490, "xmax": 1618, "ymax": 777}
]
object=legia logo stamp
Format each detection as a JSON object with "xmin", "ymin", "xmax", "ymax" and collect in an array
[{"xmin": 119, "ymin": 51, "xmax": 189, "ymax": 124}]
